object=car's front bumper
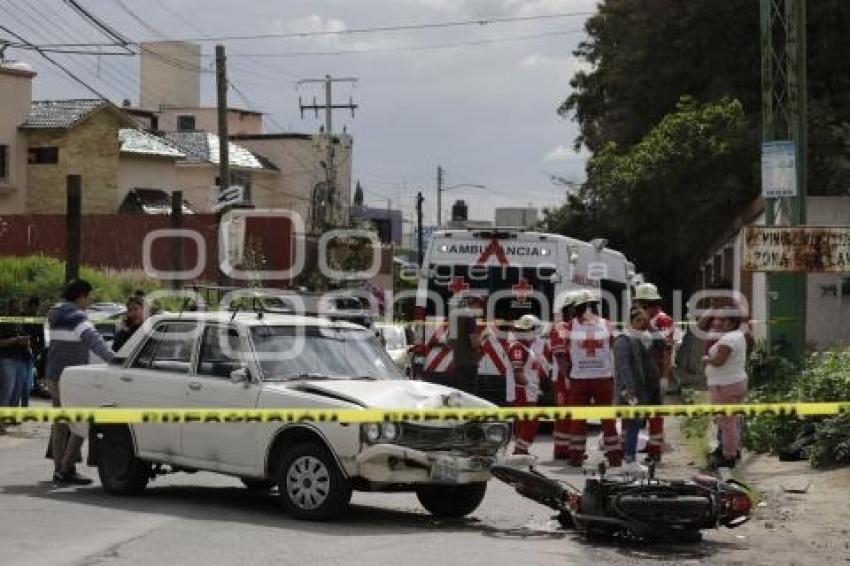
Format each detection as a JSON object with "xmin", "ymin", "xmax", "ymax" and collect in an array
[{"xmin": 355, "ymin": 444, "xmax": 500, "ymax": 485}]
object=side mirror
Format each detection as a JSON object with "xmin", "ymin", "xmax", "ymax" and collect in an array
[{"xmin": 230, "ymin": 367, "xmax": 251, "ymax": 384}]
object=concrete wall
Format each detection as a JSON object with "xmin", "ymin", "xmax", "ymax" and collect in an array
[
  {"xmin": 117, "ymin": 155, "xmax": 180, "ymax": 205},
  {"xmin": 140, "ymin": 42, "xmax": 201, "ymax": 110},
  {"xmin": 25, "ymin": 110, "xmax": 126, "ymax": 214},
  {"xmin": 0, "ymin": 65, "xmax": 35, "ymax": 214},
  {"xmin": 158, "ymin": 107, "xmax": 263, "ymax": 136},
  {"xmin": 175, "ymin": 165, "xmax": 216, "ymax": 212},
  {"xmin": 232, "ymin": 134, "xmax": 352, "ymax": 229},
  {"xmin": 805, "ymin": 197, "xmax": 850, "ymax": 348},
  {"xmin": 713, "ymin": 198, "xmax": 850, "ymax": 348}
]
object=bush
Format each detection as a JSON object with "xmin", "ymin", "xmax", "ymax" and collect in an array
[
  {"xmin": 743, "ymin": 345, "xmax": 850, "ymax": 468},
  {"xmin": 0, "ymin": 255, "xmax": 162, "ymax": 311},
  {"xmin": 810, "ymin": 413, "xmax": 850, "ymax": 468}
]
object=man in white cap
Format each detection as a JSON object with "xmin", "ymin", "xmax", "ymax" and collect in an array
[
  {"xmin": 507, "ymin": 314, "xmax": 544, "ymax": 455},
  {"xmin": 633, "ymin": 282, "xmax": 672, "ymax": 462},
  {"xmin": 562, "ymin": 290, "xmax": 622, "ymax": 467}
]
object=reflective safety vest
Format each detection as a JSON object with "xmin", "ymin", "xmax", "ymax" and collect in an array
[
  {"xmin": 506, "ymin": 339, "xmax": 542, "ymax": 403},
  {"xmin": 568, "ymin": 317, "xmax": 613, "ymax": 379}
]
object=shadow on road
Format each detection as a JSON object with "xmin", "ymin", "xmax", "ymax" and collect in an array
[{"xmin": 0, "ymin": 480, "xmax": 567, "ymax": 541}]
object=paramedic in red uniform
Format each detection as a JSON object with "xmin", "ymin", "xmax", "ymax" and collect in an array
[
  {"xmin": 550, "ymin": 291, "xmax": 578, "ymax": 459},
  {"xmin": 563, "ymin": 290, "xmax": 623, "ymax": 467},
  {"xmin": 633, "ymin": 282, "xmax": 671, "ymax": 462},
  {"xmin": 508, "ymin": 314, "xmax": 543, "ymax": 455}
]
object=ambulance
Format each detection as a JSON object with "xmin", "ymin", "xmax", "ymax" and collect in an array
[{"xmin": 412, "ymin": 228, "xmax": 636, "ymax": 406}]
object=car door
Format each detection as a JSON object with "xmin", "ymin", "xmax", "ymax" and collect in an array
[
  {"xmin": 180, "ymin": 324, "xmax": 261, "ymax": 474},
  {"xmin": 114, "ymin": 321, "xmax": 201, "ymax": 458}
]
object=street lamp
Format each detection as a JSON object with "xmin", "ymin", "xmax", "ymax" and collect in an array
[{"xmin": 436, "ymin": 166, "xmax": 486, "ymax": 226}]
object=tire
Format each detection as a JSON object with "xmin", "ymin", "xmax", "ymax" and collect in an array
[
  {"xmin": 416, "ymin": 482, "xmax": 487, "ymax": 518},
  {"xmin": 97, "ymin": 426, "xmax": 149, "ymax": 495},
  {"xmin": 276, "ymin": 442, "xmax": 351, "ymax": 521},
  {"xmin": 241, "ymin": 478, "xmax": 276, "ymax": 492}
]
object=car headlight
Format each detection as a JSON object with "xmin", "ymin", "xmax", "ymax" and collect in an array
[
  {"xmin": 485, "ymin": 425, "xmax": 508, "ymax": 445},
  {"xmin": 362, "ymin": 423, "xmax": 382, "ymax": 443},
  {"xmin": 382, "ymin": 422, "xmax": 400, "ymax": 442},
  {"xmin": 361, "ymin": 422, "xmax": 402, "ymax": 444}
]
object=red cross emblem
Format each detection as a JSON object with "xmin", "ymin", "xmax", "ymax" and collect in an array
[
  {"xmin": 578, "ymin": 327, "xmax": 605, "ymax": 357},
  {"xmin": 512, "ymin": 278, "xmax": 533, "ymax": 303},
  {"xmin": 448, "ymin": 276, "xmax": 469, "ymax": 295},
  {"xmin": 475, "ymin": 238, "xmax": 509, "ymax": 266}
]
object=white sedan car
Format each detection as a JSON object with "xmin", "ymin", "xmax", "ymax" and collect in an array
[{"xmin": 62, "ymin": 312, "xmax": 510, "ymax": 520}]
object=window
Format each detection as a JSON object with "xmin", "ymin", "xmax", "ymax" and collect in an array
[
  {"xmin": 131, "ymin": 323, "xmax": 198, "ymax": 373},
  {"xmin": 197, "ymin": 326, "xmax": 247, "ymax": 378},
  {"xmin": 176, "ymin": 114, "xmax": 196, "ymax": 131},
  {"xmin": 28, "ymin": 147, "xmax": 59, "ymax": 164},
  {"xmin": 0, "ymin": 144, "xmax": 8, "ymax": 180},
  {"xmin": 251, "ymin": 326, "xmax": 403, "ymax": 381}
]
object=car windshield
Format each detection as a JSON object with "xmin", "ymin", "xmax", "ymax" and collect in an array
[
  {"xmin": 379, "ymin": 326, "xmax": 405, "ymax": 349},
  {"xmin": 251, "ymin": 325, "xmax": 403, "ymax": 381}
]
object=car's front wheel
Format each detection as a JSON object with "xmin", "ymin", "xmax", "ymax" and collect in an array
[
  {"xmin": 416, "ymin": 482, "xmax": 487, "ymax": 518},
  {"xmin": 97, "ymin": 426, "xmax": 150, "ymax": 495},
  {"xmin": 276, "ymin": 443, "xmax": 351, "ymax": 521}
]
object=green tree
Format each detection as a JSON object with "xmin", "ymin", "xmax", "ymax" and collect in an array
[
  {"xmin": 546, "ymin": 97, "xmax": 752, "ymax": 294},
  {"xmin": 550, "ymin": 0, "xmax": 850, "ymax": 293}
]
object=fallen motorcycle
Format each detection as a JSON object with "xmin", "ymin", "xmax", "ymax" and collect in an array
[{"xmin": 490, "ymin": 462, "xmax": 754, "ymax": 543}]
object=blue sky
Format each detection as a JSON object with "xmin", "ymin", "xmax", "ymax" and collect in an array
[{"xmin": 4, "ymin": 0, "xmax": 596, "ymax": 226}]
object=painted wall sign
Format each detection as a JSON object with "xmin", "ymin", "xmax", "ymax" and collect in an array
[{"xmin": 743, "ymin": 226, "xmax": 850, "ymax": 272}]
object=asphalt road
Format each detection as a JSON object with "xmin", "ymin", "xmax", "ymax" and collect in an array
[{"xmin": 0, "ymin": 423, "xmax": 744, "ymax": 566}]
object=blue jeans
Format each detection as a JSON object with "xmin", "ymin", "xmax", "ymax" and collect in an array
[
  {"xmin": 3, "ymin": 359, "xmax": 29, "ymax": 407},
  {"xmin": 622, "ymin": 418, "xmax": 645, "ymax": 462},
  {"xmin": 0, "ymin": 358, "xmax": 20, "ymax": 406}
]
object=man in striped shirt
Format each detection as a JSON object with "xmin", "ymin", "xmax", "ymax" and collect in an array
[{"xmin": 46, "ymin": 280, "xmax": 115, "ymax": 485}]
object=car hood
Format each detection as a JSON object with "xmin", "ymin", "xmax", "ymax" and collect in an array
[{"xmin": 268, "ymin": 379, "xmax": 494, "ymax": 410}]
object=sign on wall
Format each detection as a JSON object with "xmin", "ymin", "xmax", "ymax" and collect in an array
[
  {"xmin": 761, "ymin": 141, "xmax": 797, "ymax": 198},
  {"xmin": 743, "ymin": 226, "xmax": 850, "ymax": 272}
]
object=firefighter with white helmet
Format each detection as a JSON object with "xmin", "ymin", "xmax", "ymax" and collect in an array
[
  {"xmin": 560, "ymin": 289, "xmax": 623, "ymax": 467},
  {"xmin": 633, "ymin": 282, "xmax": 671, "ymax": 462},
  {"xmin": 507, "ymin": 314, "xmax": 544, "ymax": 455},
  {"xmin": 549, "ymin": 290, "xmax": 578, "ymax": 459}
]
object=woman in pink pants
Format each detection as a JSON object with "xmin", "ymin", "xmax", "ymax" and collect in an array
[{"xmin": 702, "ymin": 313, "xmax": 748, "ymax": 469}]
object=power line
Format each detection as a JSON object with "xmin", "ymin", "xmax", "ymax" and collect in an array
[
  {"xmin": 217, "ymin": 29, "xmax": 583, "ymax": 58},
  {"xmin": 147, "ymin": 10, "xmax": 593, "ymax": 43},
  {"xmin": 0, "ymin": 23, "xmax": 107, "ymax": 99}
]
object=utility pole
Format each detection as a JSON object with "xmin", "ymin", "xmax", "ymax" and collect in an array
[
  {"xmin": 215, "ymin": 44, "xmax": 229, "ymax": 284},
  {"xmin": 436, "ymin": 165, "xmax": 443, "ymax": 227},
  {"xmin": 65, "ymin": 175, "xmax": 81, "ymax": 283},
  {"xmin": 298, "ymin": 75, "xmax": 358, "ymax": 231},
  {"xmin": 170, "ymin": 190, "xmax": 183, "ymax": 290},
  {"xmin": 416, "ymin": 191, "xmax": 424, "ymax": 266},
  {"xmin": 760, "ymin": 0, "xmax": 807, "ymax": 365},
  {"xmin": 215, "ymin": 45, "xmax": 230, "ymax": 194}
]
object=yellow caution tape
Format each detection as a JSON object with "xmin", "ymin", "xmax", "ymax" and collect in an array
[{"xmin": 0, "ymin": 403, "xmax": 847, "ymax": 425}]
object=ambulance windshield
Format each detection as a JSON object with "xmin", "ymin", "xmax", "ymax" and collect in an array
[{"xmin": 425, "ymin": 265, "xmax": 556, "ymax": 321}]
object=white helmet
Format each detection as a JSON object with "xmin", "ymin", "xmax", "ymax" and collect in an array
[
  {"xmin": 572, "ymin": 289, "xmax": 599, "ymax": 307},
  {"xmin": 560, "ymin": 291, "xmax": 579, "ymax": 310},
  {"xmin": 635, "ymin": 282, "xmax": 662, "ymax": 302},
  {"xmin": 514, "ymin": 314, "xmax": 541, "ymax": 332}
]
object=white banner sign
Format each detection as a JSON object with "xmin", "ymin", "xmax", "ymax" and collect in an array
[{"xmin": 761, "ymin": 141, "xmax": 797, "ymax": 199}]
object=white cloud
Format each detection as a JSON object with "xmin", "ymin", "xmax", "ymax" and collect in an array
[
  {"xmin": 543, "ymin": 144, "xmax": 575, "ymax": 162},
  {"xmin": 520, "ymin": 53, "xmax": 570, "ymax": 70}
]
